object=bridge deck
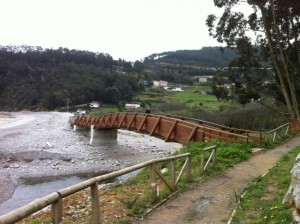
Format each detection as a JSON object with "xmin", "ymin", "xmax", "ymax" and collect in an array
[{"xmin": 70, "ymin": 112, "xmax": 265, "ymax": 145}]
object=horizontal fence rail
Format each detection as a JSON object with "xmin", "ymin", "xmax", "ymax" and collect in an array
[
  {"xmin": 70, "ymin": 112, "xmax": 266, "ymax": 145},
  {"xmin": 0, "ymin": 153, "xmax": 191, "ymax": 224},
  {"xmin": 265, "ymin": 122, "xmax": 289, "ymax": 143}
]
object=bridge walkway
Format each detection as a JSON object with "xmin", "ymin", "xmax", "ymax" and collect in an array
[{"xmin": 70, "ymin": 112, "xmax": 265, "ymax": 145}]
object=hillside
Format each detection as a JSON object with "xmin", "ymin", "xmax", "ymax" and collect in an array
[
  {"xmin": 0, "ymin": 46, "xmax": 237, "ymax": 111},
  {"xmin": 145, "ymin": 47, "xmax": 237, "ymax": 68},
  {"xmin": 0, "ymin": 46, "xmax": 143, "ymax": 110}
]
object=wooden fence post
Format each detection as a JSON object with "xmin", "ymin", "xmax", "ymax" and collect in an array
[
  {"xmin": 150, "ymin": 163, "xmax": 158, "ymax": 198},
  {"xmin": 200, "ymin": 149, "xmax": 205, "ymax": 174},
  {"xmin": 212, "ymin": 147, "xmax": 217, "ymax": 165},
  {"xmin": 186, "ymin": 154, "xmax": 192, "ymax": 182},
  {"xmin": 51, "ymin": 197, "xmax": 62, "ymax": 224},
  {"xmin": 90, "ymin": 182, "xmax": 101, "ymax": 224},
  {"xmin": 171, "ymin": 159, "xmax": 176, "ymax": 190}
]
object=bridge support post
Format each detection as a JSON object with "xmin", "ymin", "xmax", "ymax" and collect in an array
[{"xmin": 89, "ymin": 125, "xmax": 118, "ymax": 145}]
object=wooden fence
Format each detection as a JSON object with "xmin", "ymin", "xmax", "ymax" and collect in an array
[
  {"xmin": 200, "ymin": 145, "xmax": 217, "ymax": 174},
  {"xmin": 0, "ymin": 153, "xmax": 191, "ymax": 224},
  {"xmin": 265, "ymin": 123, "xmax": 289, "ymax": 143}
]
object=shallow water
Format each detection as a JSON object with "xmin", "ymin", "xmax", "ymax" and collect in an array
[{"xmin": 0, "ymin": 176, "xmax": 85, "ymax": 215}]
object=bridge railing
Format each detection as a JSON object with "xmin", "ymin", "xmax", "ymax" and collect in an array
[
  {"xmin": 71, "ymin": 112, "xmax": 265, "ymax": 145},
  {"xmin": 160, "ymin": 113, "xmax": 265, "ymax": 143},
  {"xmin": 0, "ymin": 153, "xmax": 191, "ymax": 224}
]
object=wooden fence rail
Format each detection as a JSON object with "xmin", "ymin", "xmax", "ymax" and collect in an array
[
  {"xmin": 0, "ymin": 153, "xmax": 191, "ymax": 224},
  {"xmin": 265, "ymin": 123, "xmax": 289, "ymax": 143},
  {"xmin": 200, "ymin": 145, "xmax": 217, "ymax": 174}
]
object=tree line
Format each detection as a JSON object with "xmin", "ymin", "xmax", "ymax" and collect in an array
[{"xmin": 0, "ymin": 46, "xmax": 143, "ymax": 110}]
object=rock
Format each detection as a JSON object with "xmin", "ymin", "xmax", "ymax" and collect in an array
[
  {"xmin": 161, "ymin": 168, "xmax": 168, "ymax": 174},
  {"xmin": 283, "ymin": 154, "xmax": 300, "ymax": 223}
]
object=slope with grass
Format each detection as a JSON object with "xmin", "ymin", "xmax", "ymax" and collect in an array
[{"xmin": 139, "ymin": 135, "xmax": 300, "ymax": 224}]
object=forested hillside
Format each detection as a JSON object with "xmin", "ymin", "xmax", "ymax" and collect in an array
[
  {"xmin": 0, "ymin": 46, "xmax": 144, "ymax": 110},
  {"xmin": 0, "ymin": 46, "xmax": 235, "ymax": 111},
  {"xmin": 141, "ymin": 47, "xmax": 237, "ymax": 78},
  {"xmin": 145, "ymin": 47, "xmax": 237, "ymax": 68}
]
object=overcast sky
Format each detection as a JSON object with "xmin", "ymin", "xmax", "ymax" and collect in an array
[{"xmin": 1, "ymin": 0, "xmax": 226, "ymax": 61}]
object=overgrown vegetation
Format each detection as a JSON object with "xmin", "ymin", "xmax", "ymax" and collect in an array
[
  {"xmin": 133, "ymin": 87, "xmax": 288, "ymax": 130},
  {"xmin": 230, "ymin": 146, "xmax": 300, "ymax": 223}
]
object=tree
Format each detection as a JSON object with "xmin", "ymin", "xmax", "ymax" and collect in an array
[{"xmin": 207, "ymin": 0, "xmax": 300, "ymax": 121}]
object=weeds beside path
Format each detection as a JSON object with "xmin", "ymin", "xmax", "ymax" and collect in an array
[{"xmin": 138, "ymin": 135, "xmax": 300, "ymax": 224}]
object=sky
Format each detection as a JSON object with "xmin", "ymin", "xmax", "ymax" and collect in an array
[{"xmin": 0, "ymin": 0, "xmax": 226, "ymax": 62}]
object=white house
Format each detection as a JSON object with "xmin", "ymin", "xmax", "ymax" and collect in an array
[
  {"xmin": 125, "ymin": 103, "xmax": 141, "ymax": 109},
  {"xmin": 153, "ymin": 80, "xmax": 168, "ymax": 87},
  {"xmin": 198, "ymin": 76, "xmax": 214, "ymax": 83},
  {"xmin": 89, "ymin": 101, "xmax": 100, "ymax": 108},
  {"xmin": 172, "ymin": 87, "xmax": 184, "ymax": 92}
]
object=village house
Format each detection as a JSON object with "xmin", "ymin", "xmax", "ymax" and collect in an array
[
  {"xmin": 152, "ymin": 80, "xmax": 168, "ymax": 88},
  {"xmin": 196, "ymin": 76, "xmax": 214, "ymax": 83},
  {"xmin": 89, "ymin": 101, "xmax": 100, "ymax": 108},
  {"xmin": 125, "ymin": 103, "xmax": 141, "ymax": 110}
]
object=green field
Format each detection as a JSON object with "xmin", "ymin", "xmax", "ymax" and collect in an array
[{"xmin": 134, "ymin": 85, "xmax": 240, "ymax": 113}]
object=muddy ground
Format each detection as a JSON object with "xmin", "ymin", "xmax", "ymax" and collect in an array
[{"xmin": 0, "ymin": 111, "xmax": 182, "ymax": 205}]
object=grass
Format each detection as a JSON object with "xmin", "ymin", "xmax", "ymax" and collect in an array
[
  {"xmin": 135, "ymin": 86, "xmax": 239, "ymax": 113},
  {"xmin": 230, "ymin": 146, "xmax": 300, "ymax": 223}
]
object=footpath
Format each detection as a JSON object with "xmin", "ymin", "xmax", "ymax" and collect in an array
[{"xmin": 137, "ymin": 135, "xmax": 300, "ymax": 224}]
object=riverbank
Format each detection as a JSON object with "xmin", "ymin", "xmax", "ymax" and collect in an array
[
  {"xmin": 0, "ymin": 112, "xmax": 182, "ymax": 211},
  {"xmin": 0, "ymin": 112, "xmax": 16, "ymax": 126}
]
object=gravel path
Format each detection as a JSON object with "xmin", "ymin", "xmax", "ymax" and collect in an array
[
  {"xmin": 138, "ymin": 135, "xmax": 300, "ymax": 224},
  {"xmin": 0, "ymin": 111, "xmax": 182, "ymax": 204}
]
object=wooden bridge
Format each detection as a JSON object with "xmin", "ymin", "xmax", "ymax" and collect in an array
[{"xmin": 70, "ymin": 112, "xmax": 265, "ymax": 145}]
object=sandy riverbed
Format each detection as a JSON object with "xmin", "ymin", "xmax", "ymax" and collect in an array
[{"xmin": 0, "ymin": 111, "xmax": 182, "ymax": 205}]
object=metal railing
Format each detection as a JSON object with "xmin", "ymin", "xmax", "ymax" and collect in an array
[{"xmin": 0, "ymin": 153, "xmax": 191, "ymax": 224}]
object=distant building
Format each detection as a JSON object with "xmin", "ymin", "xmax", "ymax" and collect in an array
[
  {"xmin": 153, "ymin": 80, "xmax": 168, "ymax": 87},
  {"xmin": 172, "ymin": 87, "xmax": 184, "ymax": 92},
  {"xmin": 139, "ymin": 79, "xmax": 149, "ymax": 85},
  {"xmin": 196, "ymin": 76, "xmax": 214, "ymax": 83},
  {"xmin": 89, "ymin": 101, "xmax": 100, "ymax": 108},
  {"xmin": 125, "ymin": 103, "xmax": 141, "ymax": 109}
]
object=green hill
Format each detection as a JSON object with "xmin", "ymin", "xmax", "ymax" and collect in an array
[
  {"xmin": 144, "ymin": 47, "xmax": 237, "ymax": 68},
  {"xmin": 0, "ymin": 46, "xmax": 143, "ymax": 111}
]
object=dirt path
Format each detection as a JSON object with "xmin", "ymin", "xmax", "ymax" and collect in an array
[{"xmin": 138, "ymin": 135, "xmax": 300, "ymax": 224}]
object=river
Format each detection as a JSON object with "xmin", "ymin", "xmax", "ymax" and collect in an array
[{"xmin": 0, "ymin": 111, "xmax": 182, "ymax": 215}]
